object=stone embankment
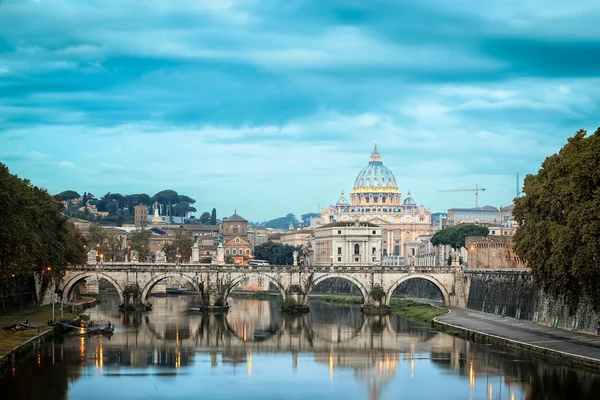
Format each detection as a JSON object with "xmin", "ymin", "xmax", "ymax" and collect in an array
[{"xmin": 434, "ymin": 307, "xmax": 600, "ymax": 370}]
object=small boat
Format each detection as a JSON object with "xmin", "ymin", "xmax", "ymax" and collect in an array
[{"xmin": 87, "ymin": 321, "xmax": 114, "ymax": 335}]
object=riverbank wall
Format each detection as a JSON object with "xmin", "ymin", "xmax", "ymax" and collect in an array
[
  {"xmin": 0, "ymin": 329, "xmax": 54, "ymax": 373},
  {"xmin": 464, "ymin": 269, "xmax": 600, "ymax": 335}
]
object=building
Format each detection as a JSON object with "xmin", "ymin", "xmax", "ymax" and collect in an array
[
  {"xmin": 313, "ymin": 145, "xmax": 434, "ymax": 259},
  {"xmin": 247, "ymin": 229, "xmax": 268, "ymax": 247},
  {"xmin": 220, "ymin": 211, "xmax": 253, "ymax": 264},
  {"xmin": 447, "ymin": 206, "xmax": 500, "ymax": 226},
  {"xmin": 310, "ymin": 221, "xmax": 381, "ymax": 266},
  {"xmin": 220, "ymin": 210, "xmax": 248, "ymax": 242},
  {"xmin": 465, "ymin": 236, "xmax": 525, "ymax": 269},
  {"xmin": 280, "ymin": 229, "xmax": 312, "ymax": 248},
  {"xmin": 134, "ymin": 205, "xmax": 148, "ymax": 228}
]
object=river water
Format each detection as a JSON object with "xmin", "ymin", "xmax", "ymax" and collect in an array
[{"xmin": 1, "ymin": 295, "xmax": 600, "ymax": 400}]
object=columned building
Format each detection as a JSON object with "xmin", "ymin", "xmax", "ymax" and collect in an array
[
  {"xmin": 310, "ymin": 221, "xmax": 381, "ymax": 266},
  {"xmin": 314, "ymin": 145, "xmax": 434, "ymax": 261}
]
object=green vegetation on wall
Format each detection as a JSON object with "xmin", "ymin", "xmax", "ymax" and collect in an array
[{"xmin": 513, "ymin": 128, "xmax": 600, "ymax": 312}]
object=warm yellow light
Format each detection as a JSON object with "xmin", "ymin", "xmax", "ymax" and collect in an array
[
  {"xmin": 329, "ymin": 352, "xmax": 333, "ymax": 381},
  {"xmin": 489, "ymin": 385, "xmax": 492, "ymax": 400},
  {"xmin": 248, "ymin": 351, "xmax": 252, "ymax": 377},
  {"xmin": 469, "ymin": 362, "xmax": 475, "ymax": 388},
  {"xmin": 47, "ymin": 267, "xmax": 52, "ymax": 271}
]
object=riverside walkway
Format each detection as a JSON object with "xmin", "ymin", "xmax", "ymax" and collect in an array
[{"xmin": 435, "ymin": 307, "xmax": 600, "ymax": 368}]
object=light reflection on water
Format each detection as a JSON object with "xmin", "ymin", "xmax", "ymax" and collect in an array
[{"xmin": 2, "ymin": 294, "xmax": 600, "ymax": 400}]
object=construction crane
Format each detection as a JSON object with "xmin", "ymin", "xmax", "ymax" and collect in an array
[{"xmin": 439, "ymin": 184, "xmax": 487, "ymax": 208}]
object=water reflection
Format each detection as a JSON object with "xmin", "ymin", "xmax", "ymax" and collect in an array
[{"xmin": 2, "ymin": 295, "xmax": 600, "ymax": 400}]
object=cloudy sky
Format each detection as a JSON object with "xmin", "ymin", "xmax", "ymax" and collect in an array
[{"xmin": 1, "ymin": 0, "xmax": 599, "ymax": 221}]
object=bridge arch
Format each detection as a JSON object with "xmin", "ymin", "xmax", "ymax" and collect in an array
[
  {"xmin": 62, "ymin": 272, "xmax": 125, "ymax": 304},
  {"xmin": 385, "ymin": 274, "xmax": 450, "ymax": 306},
  {"xmin": 140, "ymin": 273, "xmax": 200, "ymax": 302},
  {"xmin": 305, "ymin": 273, "xmax": 370, "ymax": 305},
  {"xmin": 224, "ymin": 273, "xmax": 287, "ymax": 301}
]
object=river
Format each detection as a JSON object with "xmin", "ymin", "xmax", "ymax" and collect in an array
[{"xmin": 1, "ymin": 294, "xmax": 600, "ymax": 400}]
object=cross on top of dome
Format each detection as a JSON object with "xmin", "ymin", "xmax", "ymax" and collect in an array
[{"xmin": 370, "ymin": 143, "xmax": 381, "ymax": 163}]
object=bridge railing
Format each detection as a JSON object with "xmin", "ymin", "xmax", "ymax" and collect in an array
[{"xmin": 68, "ymin": 262, "xmax": 456, "ymax": 274}]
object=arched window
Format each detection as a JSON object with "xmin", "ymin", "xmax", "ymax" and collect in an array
[
  {"xmin": 233, "ymin": 225, "xmax": 239, "ymax": 234},
  {"xmin": 226, "ymin": 249, "xmax": 230, "ymax": 255},
  {"xmin": 354, "ymin": 244, "xmax": 360, "ymax": 255}
]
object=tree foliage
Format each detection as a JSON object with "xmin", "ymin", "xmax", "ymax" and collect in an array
[
  {"xmin": 210, "ymin": 208, "xmax": 217, "ymax": 225},
  {"xmin": 431, "ymin": 224, "xmax": 489, "ymax": 249},
  {"xmin": 254, "ymin": 242, "xmax": 301, "ymax": 265},
  {"xmin": 260, "ymin": 213, "xmax": 298, "ymax": 230},
  {"xmin": 300, "ymin": 213, "xmax": 319, "ymax": 226},
  {"xmin": 163, "ymin": 229, "xmax": 194, "ymax": 262},
  {"xmin": 0, "ymin": 163, "xmax": 86, "ymax": 280},
  {"xmin": 199, "ymin": 211, "xmax": 211, "ymax": 224},
  {"xmin": 57, "ymin": 190, "xmax": 80, "ymax": 201},
  {"xmin": 370, "ymin": 285, "xmax": 386, "ymax": 305},
  {"xmin": 513, "ymin": 129, "xmax": 600, "ymax": 312},
  {"xmin": 130, "ymin": 229, "xmax": 151, "ymax": 261}
]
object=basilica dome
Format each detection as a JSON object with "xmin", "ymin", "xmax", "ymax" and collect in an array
[{"xmin": 353, "ymin": 144, "xmax": 398, "ymax": 193}]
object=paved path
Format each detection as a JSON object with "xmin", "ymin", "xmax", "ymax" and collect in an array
[{"xmin": 436, "ymin": 307, "xmax": 600, "ymax": 363}]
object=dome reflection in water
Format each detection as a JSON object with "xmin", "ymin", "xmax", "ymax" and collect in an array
[{"xmin": 1, "ymin": 294, "xmax": 600, "ymax": 400}]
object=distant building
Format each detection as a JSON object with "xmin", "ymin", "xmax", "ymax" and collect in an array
[
  {"xmin": 309, "ymin": 221, "xmax": 381, "ymax": 266},
  {"xmin": 220, "ymin": 211, "xmax": 253, "ymax": 264},
  {"xmin": 447, "ymin": 206, "xmax": 500, "ymax": 226},
  {"xmin": 312, "ymin": 145, "xmax": 435, "ymax": 259},
  {"xmin": 280, "ymin": 229, "xmax": 312, "ymax": 248},
  {"xmin": 134, "ymin": 205, "xmax": 148, "ymax": 228},
  {"xmin": 247, "ymin": 229, "xmax": 268, "ymax": 247},
  {"xmin": 268, "ymin": 233, "xmax": 283, "ymax": 243},
  {"xmin": 465, "ymin": 236, "xmax": 525, "ymax": 269},
  {"xmin": 70, "ymin": 218, "xmax": 92, "ymax": 233}
]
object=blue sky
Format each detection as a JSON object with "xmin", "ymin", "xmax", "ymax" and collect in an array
[{"xmin": 1, "ymin": 0, "xmax": 599, "ymax": 221}]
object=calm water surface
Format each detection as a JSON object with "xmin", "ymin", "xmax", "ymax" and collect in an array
[{"xmin": 2, "ymin": 295, "xmax": 600, "ymax": 400}]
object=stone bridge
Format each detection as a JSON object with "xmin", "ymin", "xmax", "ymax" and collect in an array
[{"xmin": 60, "ymin": 263, "xmax": 468, "ymax": 308}]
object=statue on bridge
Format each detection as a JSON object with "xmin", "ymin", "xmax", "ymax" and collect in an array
[{"xmin": 87, "ymin": 249, "xmax": 98, "ymax": 265}]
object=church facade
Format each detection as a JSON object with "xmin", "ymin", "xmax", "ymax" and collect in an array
[{"xmin": 313, "ymin": 145, "xmax": 434, "ymax": 259}]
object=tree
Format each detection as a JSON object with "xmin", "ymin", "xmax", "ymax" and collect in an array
[
  {"xmin": 151, "ymin": 190, "xmax": 180, "ymax": 222},
  {"xmin": 106, "ymin": 201, "xmax": 118, "ymax": 216},
  {"xmin": 57, "ymin": 190, "xmax": 80, "ymax": 201},
  {"xmin": 263, "ymin": 213, "xmax": 298, "ymax": 230},
  {"xmin": 130, "ymin": 229, "xmax": 151, "ymax": 261},
  {"xmin": 513, "ymin": 128, "xmax": 600, "ymax": 312},
  {"xmin": 199, "ymin": 212, "xmax": 211, "ymax": 224},
  {"xmin": 0, "ymin": 163, "xmax": 86, "ymax": 282},
  {"xmin": 301, "ymin": 213, "xmax": 319, "ymax": 226},
  {"xmin": 210, "ymin": 208, "xmax": 217, "ymax": 225},
  {"xmin": 163, "ymin": 229, "xmax": 194, "ymax": 262},
  {"xmin": 431, "ymin": 224, "xmax": 489, "ymax": 249},
  {"xmin": 370, "ymin": 285, "xmax": 386, "ymax": 306},
  {"xmin": 254, "ymin": 242, "xmax": 298, "ymax": 265},
  {"xmin": 86, "ymin": 222, "xmax": 107, "ymax": 250}
]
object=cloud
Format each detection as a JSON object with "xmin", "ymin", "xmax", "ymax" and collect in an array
[
  {"xmin": 0, "ymin": 0, "xmax": 599, "ymax": 219},
  {"xmin": 58, "ymin": 160, "xmax": 74, "ymax": 168}
]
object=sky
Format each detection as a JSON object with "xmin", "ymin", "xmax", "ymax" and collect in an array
[{"xmin": 1, "ymin": 0, "xmax": 599, "ymax": 221}]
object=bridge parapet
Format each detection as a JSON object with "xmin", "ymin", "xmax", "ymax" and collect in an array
[{"xmin": 69, "ymin": 263, "xmax": 452, "ymax": 274}]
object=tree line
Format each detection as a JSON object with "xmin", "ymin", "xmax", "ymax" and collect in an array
[
  {"xmin": 513, "ymin": 128, "xmax": 600, "ymax": 312},
  {"xmin": 0, "ymin": 163, "xmax": 87, "ymax": 281},
  {"xmin": 58, "ymin": 189, "xmax": 218, "ymax": 226}
]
